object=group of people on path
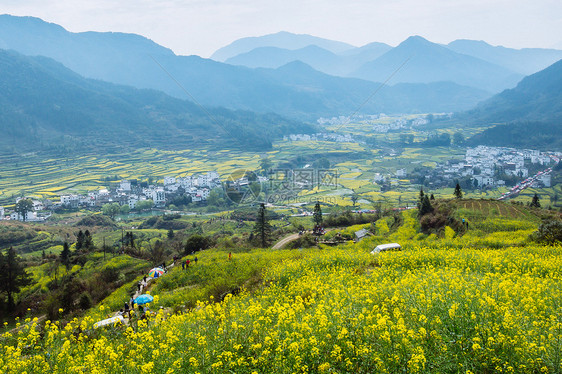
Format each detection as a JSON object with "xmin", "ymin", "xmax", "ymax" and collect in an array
[
  {"xmin": 181, "ymin": 256, "xmax": 198, "ymax": 270},
  {"xmin": 117, "ymin": 296, "xmax": 145, "ymax": 320}
]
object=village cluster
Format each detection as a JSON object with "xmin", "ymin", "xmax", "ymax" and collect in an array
[
  {"xmin": 1, "ymin": 146, "xmax": 559, "ymax": 222},
  {"xmin": 373, "ymin": 146, "xmax": 557, "ymax": 190},
  {"xmin": 444, "ymin": 146, "xmax": 556, "ymax": 188},
  {"xmin": 282, "ymin": 132, "xmax": 355, "ymax": 143},
  {"xmin": 1, "ymin": 171, "xmax": 222, "ymax": 222}
]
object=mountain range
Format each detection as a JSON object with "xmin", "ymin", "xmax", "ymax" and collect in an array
[
  {"xmin": 1, "ymin": 14, "xmax": 561, "ymax": 152},
  {"xmin": 0, "ymin": 15, "xmax": 492, "ymax": 119},
  {"xmin": 350, "ymin": 36, "xmax": 522, "ymax": 93},
  {"xmin": 210, "ymin": 31, "xmax": 357, "ymax": 61},
  {"xmin": 218, "ymin": 32, "xmax": 562, "ymax": 93},
  {"xmin": 0, "ymin": 49, "xmax": 311, "ymax": 151}
]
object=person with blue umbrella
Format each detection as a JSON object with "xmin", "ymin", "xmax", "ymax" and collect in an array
[
  {"xmin": 134, "ymin": 294, "xmax": 153, "ymax": 305},
  {"xmin": 134, "ymin": 294, "xmax": 152, "ymax": 314}
]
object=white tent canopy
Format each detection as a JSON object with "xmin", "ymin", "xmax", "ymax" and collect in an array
[
  {"xmin": 93, "ymin": 315, "xmax": 124, "ymax": 329},
  {"xmin": 371, "ymin": 243, "xmax": 401, "ymax": 254}
]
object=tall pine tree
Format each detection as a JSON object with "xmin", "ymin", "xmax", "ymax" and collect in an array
[
  {"xmin": 0, "ymin": 247, "xmax": 31, "ymax": 310},
  {"xmin": 76, "ymin": 230, "xmax": 84, "ymax": 250},
  {"xmin": 83, "ymin": 230, "xmax": 93, "ymax": 249},
  {"xmin": 530, "ymin": 193, "xmax": 541, "ymax": 208},
  {"xmin": 60, "ymin": 242, "xmax": 71, "ymax": 270},
  {"xmin": 454, "ymin": 183, "xmax": 463, "ymax": 199},
  {"xmin": 253, "ymin": 203, "xmax": 272, "ymax": 248},
  {"xmin": 313, "ymin": 202, "xmax": 323, "ymax": 226}
]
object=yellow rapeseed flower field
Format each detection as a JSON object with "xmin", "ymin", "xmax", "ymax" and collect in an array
[{"xmin": 2, "ymin": 223, "xmax": 562, "ymax": 373}]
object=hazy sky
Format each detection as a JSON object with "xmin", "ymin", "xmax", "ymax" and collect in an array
[{"xmin": 2, "ymin": 0, "xmax": 561, "ymax": 57}]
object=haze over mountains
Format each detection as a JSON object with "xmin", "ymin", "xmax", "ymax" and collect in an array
[
  {"xmin": 0, "ymin": 13, "xmax": 561, "ymax": 152},
  {"xmin": 217, "ymin": 31, "xmax": 562, "ymax": 93},
  {"xmin": 465, "ymin": 59, "xmax": 562, "ymax": 124},
  {"xmin": 211, "ymin": 31, "xmax": 357, "ymax": 61},
  {"xmin": 0, "ymin": 49, "xmax": 310, "ymax": 150},
  {"xmin": 0, "ymin": 15, "xmax": 492, "ymax": 120},
  {"xmin": 463, "ymin": 59, "xmax": 562, "ymax": 150}
]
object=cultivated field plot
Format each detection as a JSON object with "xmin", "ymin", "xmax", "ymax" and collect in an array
[
  {"xmin": 0, "ymin": 149, "xmax": 259, "ymax": 205},
  {"xmin": 0, "ymin": 133, "xmax": 555, "ymax": 211}
]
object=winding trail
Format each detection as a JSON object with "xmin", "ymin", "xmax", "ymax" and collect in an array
[
  {"xmin": 272, "ymin": 233, "xmax": 301, "ymax": 249},
  {"xmin": 272, "ymin": 227, "xmax": 341, "ymax": 250}
]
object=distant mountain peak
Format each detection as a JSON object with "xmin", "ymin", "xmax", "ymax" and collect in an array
[
  {"xmin": 449, "ymin": 39, "xmax": 491, "ymax": 47},
  {"xmin": 276, "ymin": 60, "xmax": 318, "ymax": 72},
  {"xmin": 0, "ymin": 14, "xmax": 67, "ymax": 32},
  {"xmin": 211, "ymin": 32, "xmax": 355, "ymax": 61},
  {"xmin": 398, "ymin": 35, "xmax": 436, "ymax": 49}
]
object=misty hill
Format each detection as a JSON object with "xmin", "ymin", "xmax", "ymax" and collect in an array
[
  {"xmin": 225, "ymin": 43, "xmax": 391, "ymax": 76},
  {"xmin": 465, "ymin": 59, "xmax": 562, "ymax": 150},
  {"xmin": 464, "ymin": 59, "xmax": 562, "ymax": 123},
  {"xmin": 351, "ymin": 36, "xmax": 523, "ymax": 93},
  {"xmin": 338, "ymin": 42, "xmax": 392, "ymax": 58},
  {"xmin": 0, "ymin": 49, "xmax": 311, "ymax": 151},
  {"xmin": 226, "ymin": 45, "xmax": 344, "ymax": 74},
  {"xmin": 447, "ymin": 39, "xmax": 562, "ymax": 76},
  {"xmin": 0, "ymin": 15, "xmax": 490, "ymax": 119},
  {"xmin": 210, "ymin": 31, "xmax": 355, "ymax": 61},
  {"xmin": 256, "ymin": 61, "xmax": 490, "ymax": 116},
  {"xmin": 0, "ymin": 14, "xmax": 175, "ymax": 83}
]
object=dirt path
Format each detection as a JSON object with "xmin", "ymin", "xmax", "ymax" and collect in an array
[
  {"xmin": 8, "ymin": 314, "xmax": 46, "ymax": 334},
  {"xmin": 272, "ymin": 228, "xmax": 340, "ymax": 250},
  {"xmin": 272, "ymin": 233, "xmax": 301, "ymax": 249}
]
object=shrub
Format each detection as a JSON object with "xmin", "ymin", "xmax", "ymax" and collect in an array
[
  {"xmin": 532, "ymin": 220, "xmax": 562, "ymax": 244},
  {"xmin": 78, "ymin": 293, "xmax": 92, "ymax": 310},
  {"xmin": 74, "ymin": 214, "xmax": 117, "ymax": 228},
  {"xmin": 184, "ymin": 234, "xmax": 212, "ymax": 255}
]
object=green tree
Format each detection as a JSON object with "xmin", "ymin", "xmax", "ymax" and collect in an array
[
  {"xmin": 454, "ymin": 183, "xmax": 463, "ymax": 199},
  {"xmin": 14, "ymin": 198, "xmax": 33, "ymax": 221},
  {"xmin": 76, "ymin": 230, "xmax": 84, "ymax": 250},
  {"xmin": 207, "ymin": 188, "xmax": 225, "ymax": 207},
  {"xmin": 102, "ymin": 203, "xmax": 120, "ymax": 219},
  {"xmin": 530, "ymin": 193, "xmax": 541, "ymax": 208},
  {"xmin": 135, "ymin": 199, "xmax": 154, "ymax": 211},
  {"xmin": 253, "ymin": 203, "xmax": 272, "ymax": 247},
  {"xmin": 125, "ymin": 232, "xmax": 135, "ymax": 248},
  {"xmin": 184, "ymin": 234, "xmax": 210, "ymax": 255},
  {"xmin": 259, "ymin": 156, "xmax": 273, "ymax": 176},
  {"xmin": 533, "ymin": 220, "xmax": 562, "ymax": 244},
  {"xmin": 120, "ymin": 205, "xmax": 130, "ymax": 215},
  {"xmin": 167, "ymin": 229, "xmax": 175, "ymax": 239},
  {"xmin": 313, "ymin": 202, "xmax": 323, "ymax": 226},
  {"xmin": 150, "ymin": 240, "xmax": 165, "ymax": 264},
  {"xmin": 83, "ymin": 230, "xmax": 93, "ymax": 249},
  {"xmin": 60, "ymin": 242, "xmax": 71, "ymax": 270},
  {"xmin": 351, "ymin": 193, "xmax": 359, "ymax": 207},
  {"xmin": 0, "ymin": 247, "xmax": 31, "ymax": 310},
  {"xmin": 418, "ymin": 194, "xmax": 433, "ymax": 217}
]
